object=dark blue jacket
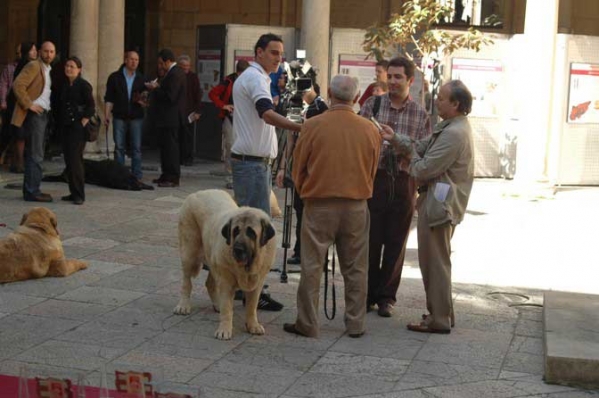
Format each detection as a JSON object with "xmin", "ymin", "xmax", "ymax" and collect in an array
[{"xmin": 104, "ymin": 64, "xmax": 147, "ymax": 120}]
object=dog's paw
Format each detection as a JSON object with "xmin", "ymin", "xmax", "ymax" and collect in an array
[
  {"xmin": 173, "ymin": 300, "xmax": 191, "ymax": 315},
  {"xmin": 214, "ymin": 326, "xmax": 233, "ymax": 340},
  {"xmin": 78, "ymin": 261, "xmax": 88, "ymax": 270},
  {"xmin": 246, "ymin": 322, "xmax": 265, "ymax": 335}
]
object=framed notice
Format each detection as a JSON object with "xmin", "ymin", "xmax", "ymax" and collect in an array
[
  {"xmin": 197, "ymin": 49, "xmax": 222, "ymax": 102},
  {"xmin": 567, "ymin": 63, "xmax": 599, "ymax": 124},
  {"xmin": 234, "ymin": 50, "xmax": 254, "ymax": 68},
  {"xmin": 451, "ymin": 58, "xmax": 503, "ymax": 118},
  {"xmin": 338, "ymin": 54, "xmax": 377, "ymax": 99}
]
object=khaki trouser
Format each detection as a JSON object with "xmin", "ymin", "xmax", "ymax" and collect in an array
[
  {"xmin": 295, "ymin": 198, "xmax": 369, "ymax": 338},
  {"xmin": 222, "ymin": 117, "xmax": 234, "ymax": 173},
  {"xmin": 417, "ymin": 192, "xmax": 455, "ymax": 331}
]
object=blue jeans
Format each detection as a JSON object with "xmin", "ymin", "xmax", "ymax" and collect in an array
[
  {"xmin": 22, "ymin": 111, "xmax": 48, "ymax": 199},
  {"xmin": 113, "ymin": 118, "xmax": 143, "ymax": 180},
  {"xmin": 231, "ymin": 158, "xmax": 272, "ymax": 217}
]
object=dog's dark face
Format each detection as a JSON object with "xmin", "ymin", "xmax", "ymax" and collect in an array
[
  {"xmin": 221, "ymin": 211, "xmax": 275, "ymax": 272},
  {"xmin": 20, "ymin": 207, "xmax": 59, "ymax": 237}
]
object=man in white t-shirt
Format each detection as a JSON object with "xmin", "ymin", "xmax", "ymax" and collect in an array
[
  {"xmin": 231, "ymin": 33, "xmax": 301, "ymax": 311},
  {"xmin": 231, "ymin": 33, "xmax": 301, "ymax": 214}
]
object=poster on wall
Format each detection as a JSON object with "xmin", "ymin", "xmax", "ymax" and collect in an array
[
  {"xmin": 567, "ymin": 63, "xmax": 599, "ymax": 124},
  {"xmin": 338, "ymin": 54, "xmax": 377, "ymax": 98},
  {"xmin": 451, "ymin": 58, "xmax": 503, "ymax": 118},
  {"xmin": 197, "ymin": 50, "xmax": 222, "ymax": 102},
  {"xmin": 234, "ymin": 50, "xmax": 254, "ymax": 69}
]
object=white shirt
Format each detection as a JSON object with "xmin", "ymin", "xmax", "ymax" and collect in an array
[
  {"xmin": 33, "ymin": 63, "xmax": 52, "ymax": 111},
  {"xmin": 231, "ymin": 61, "xmax": 277, "ymax": 159}
]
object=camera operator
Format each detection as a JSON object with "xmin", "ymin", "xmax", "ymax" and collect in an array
[
  {"xmin": 230, "ymin": 33, "xmax": 301, "ymax": 311},
  {"xmin": 275, "ymin": 83, "xmax": 328, "ymax": 265},
  {"xmin": 283, "ymin": 75, "xmax": 381, "ymax": 339}
]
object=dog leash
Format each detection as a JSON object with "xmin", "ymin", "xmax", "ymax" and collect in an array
[{"xmin": 323, "ymin": 244, "xmax": 336, "ymax": 320}]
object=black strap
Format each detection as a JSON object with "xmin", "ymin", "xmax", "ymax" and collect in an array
[
  {"xmin": 373, "ymin": 95, "xmax": 382, "ymax": 118},
  {"xmin": 324, "ymin": 245, "xmax": 336, "ymax": 320}
]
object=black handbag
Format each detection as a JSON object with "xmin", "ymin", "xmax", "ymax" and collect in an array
[{"xmin": 85, "ymin": 113, "xmax": 102, "ymax": 142}]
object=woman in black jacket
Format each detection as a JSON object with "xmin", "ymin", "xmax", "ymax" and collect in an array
[{"xmin": 60, "ymin": 56, "xmax": 95, "ymax": 205}]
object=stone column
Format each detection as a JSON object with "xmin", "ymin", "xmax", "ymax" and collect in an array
[
  {"xmin": 515, "ymin": 0, "xmax": 559, "ymax": 182},
  {"xmin": 97, "ymin": 0, "xmax": 125, "ymax": 158},
  {"xmin": 70, "ymin": 0, "xmax": 100, "ymax": 154},
  {"xmin": 301, "ymin": 0, "xmax": 331, "ymax": 99}
]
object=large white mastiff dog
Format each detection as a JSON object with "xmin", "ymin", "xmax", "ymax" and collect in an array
[{"xmin": 174, "ymin": 189, "xmax": 276, "ymax": 340}]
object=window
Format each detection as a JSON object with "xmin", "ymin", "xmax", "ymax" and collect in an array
[{"xmin": 438, "ymin": 0, "xmax": 505, "ymax": 28}]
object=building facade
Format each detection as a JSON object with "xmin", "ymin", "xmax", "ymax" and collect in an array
[{"xmin": 1, "ymin": 0, "xmax": 599, "ymax": 184}]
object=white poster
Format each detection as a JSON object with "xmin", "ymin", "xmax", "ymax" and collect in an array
[
  {"xmin": 338, "ymin": 54, "xmax": 377, "ymax": 99},
  {"xmin": 451, "ymin": 58, "xmax": 503, "ymax": 118},
  {"xmin": 197, "ymin": 50, "xmax": 222, "ymax": 102},
  {"xmin": 567, "ymin": 63, "xmax": 599, "ymax": 124}
]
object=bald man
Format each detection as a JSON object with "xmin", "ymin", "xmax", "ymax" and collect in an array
[{"xmin": 283, "ymin": 75, "xmax": 381, "ymax": 338}]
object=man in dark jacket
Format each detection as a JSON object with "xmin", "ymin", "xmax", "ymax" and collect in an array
[
  {"xmin": 145, "ymin": 48, "xmax": 187, "ymax": 187},
  {"xmin": 104, "ymin": 50, "xmax": 147, "ymax": 181},
  {"xmin": 177, "ymin": 54, "xmax": 202, "ymax": 166}
]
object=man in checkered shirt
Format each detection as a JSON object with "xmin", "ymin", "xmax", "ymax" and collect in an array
[{"xmin": 360, "ymin": 56, "xmax": 432, "ymax": 318}]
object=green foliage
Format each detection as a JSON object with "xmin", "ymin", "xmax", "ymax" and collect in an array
[{"xmin": 363, "ymin": 0, "xmax": 493, "ymax": 65}]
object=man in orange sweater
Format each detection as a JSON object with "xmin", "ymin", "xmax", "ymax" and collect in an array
[{"xmin": 284, "ymin": 74, "xmax": 381, "ymax": 338}]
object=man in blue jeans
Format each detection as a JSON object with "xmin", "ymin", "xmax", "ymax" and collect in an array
[
  {"xmin": 104, "ymin": 50, "xmax": 147, "ymax": 182},
  {"xmin": 231, "ymin": 33, "xmax": 302, "ymax": 310},
  {"xmin": 11, "ymin": 41, "xmax": 56, "ymax": 202}
]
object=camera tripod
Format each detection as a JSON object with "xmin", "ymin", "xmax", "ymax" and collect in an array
[{"xmin": 274, "ymin": 128, "xmax": 300, "ymax": 284}]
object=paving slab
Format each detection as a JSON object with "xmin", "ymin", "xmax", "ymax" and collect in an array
[
  {"xmin": 544, "ymin": 291, "xmax": 599, "ymax": 388},
  {"xmin": 1, "ymin": 156, "xmax": 599, "ymax": 397}
]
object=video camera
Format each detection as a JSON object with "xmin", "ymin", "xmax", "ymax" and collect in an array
[{"xmin": 278, "ymin": 50, "xmax": 317, "ymax": 122}]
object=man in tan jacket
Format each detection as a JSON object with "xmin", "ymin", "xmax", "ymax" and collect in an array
[
  {"xmin": 283, "ymin": 75, "xmax": 381, "ymax": 338},
  {"xmin": 11, "ymin": 41, "xmax": 56, "ymax": 202},
  {"xmin": 380, "ymin": 80, "xmax": 475, "ymax": 334}
]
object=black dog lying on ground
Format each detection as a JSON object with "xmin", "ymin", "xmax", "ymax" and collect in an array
[{"xmin": 42, "ymin": 159, "xmax": 154, "ymax": 191}]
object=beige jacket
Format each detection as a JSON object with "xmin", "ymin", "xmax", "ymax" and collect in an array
[
  {"xmin": 11, "ymin": 60, "xmax": 46, "ymax": 127},
  {"xmin": 392, "ymin": 115, "xmax": 474, "ymax": 227}
]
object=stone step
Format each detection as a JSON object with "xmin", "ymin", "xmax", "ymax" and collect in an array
[{"xmin": 544, "ymin": 291, "xmax": 599, "ymax": 388}]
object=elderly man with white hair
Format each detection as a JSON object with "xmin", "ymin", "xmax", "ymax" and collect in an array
[{"xmin": 283, "ymin": 75, "xmax": 382, "ymax": 339}]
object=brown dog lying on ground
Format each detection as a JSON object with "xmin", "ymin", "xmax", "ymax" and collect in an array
[
  {"xmin": 174, "ymin": 189, "xmax": 276, "ymax": 340},
  {"xmin": 0, "ymin": 207, "xmax": 88, "ymax": 283}
]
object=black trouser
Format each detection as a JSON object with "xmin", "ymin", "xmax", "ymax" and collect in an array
[
  {"xmin": 367, "ymin": 170, "xmax": 416, "ymax": 306},
  {"xmin": 62, "ymin": 123, "xmax": 86, "ymax": 200},
  {"xmin": 179, "ymin": 122, "xmax": 194, "ymax": 164},
  {"xmin": 158, "ymin": 125, "xmax": 180, "ymax": 182}
]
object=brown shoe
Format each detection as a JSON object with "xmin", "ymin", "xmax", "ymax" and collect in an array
[
  {"xmin": 377, "ymin": 302, "xmax": 393, "ymax": 318},
  {"xmin": 422, "ymin": 313, "xmax": 455, "ymax": 328},
  {"xmin": 407, "ymin": 321, "xmax": 450, "ymax": 334},
  {"xmin": 24, "ymin": 193, "xmax": 53, "ymax": 203}
]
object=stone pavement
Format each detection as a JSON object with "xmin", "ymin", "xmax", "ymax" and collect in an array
[{"xmin": 0, "ymin": 154, "xmax": 598, "ymax": 397}]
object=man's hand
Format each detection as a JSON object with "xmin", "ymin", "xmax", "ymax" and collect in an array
[
  {"xmin": 223, "ymin": 104, "xmax": 234, "ymax": 113},
  {"xmin": 275, "ymin": 169, "xmax": 285, "ymax": 188},
  {"xmin": 0, "ymin": 103, "xmax": 6, "ymax": 111},
  {"xmin": 29, "ymin": 104, "xmax": 44, "ymax": 115},
  {"xmin": 104, "ymin": 114, "xmax": 111, "ymax": 127},
  {"xmin": 379, "ymin": 124, "xmax": 395, "ymax": 141},
  {"xmin": 81, "ymin": 117, "xmax": 89, "ymax": 127}
]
